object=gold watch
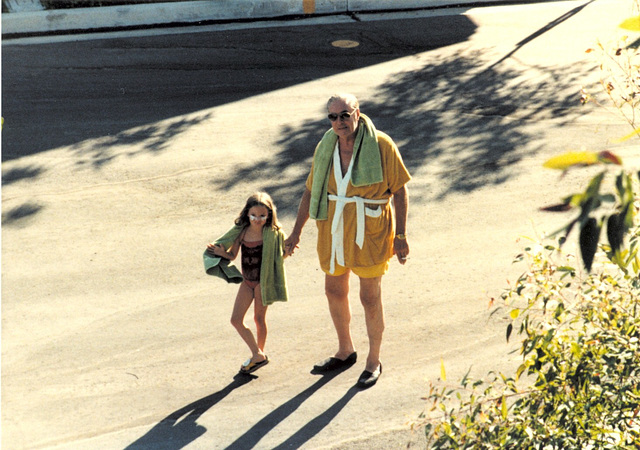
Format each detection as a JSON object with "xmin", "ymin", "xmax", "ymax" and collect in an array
[{"xmin": 395, "ymin": 234, "xmax": 407, "ymax": 240}]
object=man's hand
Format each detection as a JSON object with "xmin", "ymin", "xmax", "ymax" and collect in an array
[
  {"xmin": 392, "ymin": 184, "xmax": 409, "ymax": 265},
  {"xmin": 394, "ymin": 236, "xmax": 409, "ymax": 264}
]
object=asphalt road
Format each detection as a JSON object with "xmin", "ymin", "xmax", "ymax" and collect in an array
[{"xmin": 2, "ymin": 1, "xmax": 636, "ymax": 448}]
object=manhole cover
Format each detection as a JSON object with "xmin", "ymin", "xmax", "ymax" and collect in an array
[{"xmin": 331, "ymin": 40, "xmax": 360, "ymax": 48}]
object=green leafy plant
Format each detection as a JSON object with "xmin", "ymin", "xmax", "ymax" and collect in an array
[
  {"xmin": 540, "ymin": 151, "xmax": 638, "ymax": 275},
  {"xmin": 415, "ymin": 6, "xmax": 640, "ymax": 448},
  {"xmin": 581, "ymin": 0, "xmax": 640, "ymax": 140},
  {"xmin": 415, "ymin": 236, "xmax": 640, "ymax": 449}
]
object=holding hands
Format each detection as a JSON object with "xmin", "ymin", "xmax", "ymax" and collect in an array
[{"xmin": 284, "ymin": 233, "xmax": 300, "ymax": 257}]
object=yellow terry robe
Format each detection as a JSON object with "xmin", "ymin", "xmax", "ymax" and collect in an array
[{"xmin": 306, "ymin": 131, "xmax": 411, "ymax": 274}]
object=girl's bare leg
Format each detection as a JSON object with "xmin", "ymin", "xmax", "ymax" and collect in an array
[
  {"xmin": 253, "ymin": 284, "xmax": 268, "ymax": 355},
  {"xmin": 230, "ymin": 283, "xmax": 266, "ymax": 362}
]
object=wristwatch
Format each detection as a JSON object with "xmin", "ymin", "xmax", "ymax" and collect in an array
[{"xmin": 395, "ymin": 234, "xmax": 407, "ymax": 240}]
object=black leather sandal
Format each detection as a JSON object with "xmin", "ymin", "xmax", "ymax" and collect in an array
[
  {"xmin": 312, "ymin": 352, "xmax": 357, "ymax": 372},
  {"xmin": 356, "ymin": 363, "xmax": 382, "ymax": 388}
]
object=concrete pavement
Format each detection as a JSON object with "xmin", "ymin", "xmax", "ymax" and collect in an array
[{"xmin": 3, "ymin": 0, "xmax": 546, "ymax": 37}]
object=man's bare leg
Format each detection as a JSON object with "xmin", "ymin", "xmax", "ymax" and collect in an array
[
  {"xmin": 359, "ymin": 276, "xmax": 384, "ymax": 373},
  {"xmin": 325, "ymin": 271, "xmax": 356, "ymax": 359}
]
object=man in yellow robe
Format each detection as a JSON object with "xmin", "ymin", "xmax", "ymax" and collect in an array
[{"xmin": 285, "ymin": 94, "xmax": 411, "ymax": 388}]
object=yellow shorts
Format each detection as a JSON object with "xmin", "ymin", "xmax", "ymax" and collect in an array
[{"xmin": 323, "ymin": 260, "xmax": 389, "ymax": 278}]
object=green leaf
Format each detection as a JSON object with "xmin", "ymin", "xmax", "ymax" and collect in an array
[
  {"xmin": 623, "ymin": 200, "xmax": 635, "ymax": 229},
  {"xmin": 607, "ymin": 213, "xmax": 624, "ymax": 255},
  {"xmin": 501, "ymin": 395, "xmax": 508, "ymax": 420},
  {"xmin": 440, "ymin": 357, "xmax": 447, "ymax": 381},
  {"xmin": 585, "ymin": 172, "xmax": 605, "ymax": 198},
  {"xmin": 599, "ymin": 194, "xmax": 616, "ymax": 203},
  {"xmin": 554, "ymin": 302, "xmax": 565, "ymax": 319},
  {"xmin": 562, "ymin": 219, "xmax": 579, "ymax": 243},
  {"xmin": 566, "ymin": 193, "xmax": 584, "ymax": 207},
  {"xmin": 620, "ymin": 173, "xmax": 635, "ymax": 205},
  {"xmin": 540, "ymin": 202, "xmax": 573, "ymax": 212},
  {"xmin": 571, "ymin": 342, "xmax": 581, "ymax": 357},
  {"xmin": 614, "ymin": 127, "xmax": 640, "ymax": 142},
  {"xmin": 580, "ymin": 218, "xmax": 601, "ymax": 272},
  {"xmin": 506, "ymin": 323, "xmax": 513, "ymax": 343},
  {"xmin": 516, "ymin": 362, "xmax": 527, "ymax": 380},
  {"xmin": 616, "ymin": 172, "xmax": 625, "ymax": 199},
  {"xmin": 461, "ymin": 367, "xmax": 472, "ymax": 387}
]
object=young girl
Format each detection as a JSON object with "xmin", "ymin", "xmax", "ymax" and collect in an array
[{"xmin": 205, "ymin": 192, "xmax": 288, "ymax": 374}]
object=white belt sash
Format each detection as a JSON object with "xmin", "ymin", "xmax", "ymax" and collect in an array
[{"xmin": 327, "ymin": 143, "xmax": 389, "ymax": 274}]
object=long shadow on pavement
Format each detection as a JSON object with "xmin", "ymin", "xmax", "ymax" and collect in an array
[
  {"xmin": 225, "ymin": 369, "xmax": 357, "ymax": 449},
  {"xmin": 271, "ymin": 386, "xmax": 360, "ymax": 449},
  {"xmin": 125, "ymin": 368, "xmax": 355, "ymax": 449},
  {"xmin": 125, "ymin": 373, "xmax": 257, "ymax": 450}
]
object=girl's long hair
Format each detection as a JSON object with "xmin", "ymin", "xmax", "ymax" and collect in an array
[{"xmin": 235, "ymin": 192, "xmax": 281, "ymax": 230}]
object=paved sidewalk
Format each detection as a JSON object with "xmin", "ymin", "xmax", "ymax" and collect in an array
[{"xmin": 3, "ymin": 0, "xmax": 540, "ymax": 37}]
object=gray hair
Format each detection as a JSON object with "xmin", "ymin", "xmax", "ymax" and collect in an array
[{"xmin": 327, "ymin": 93, "xmax": 360, "ymax": 111}]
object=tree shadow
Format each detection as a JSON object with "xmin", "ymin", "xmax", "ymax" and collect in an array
[
  {"xmin": 213, "ymin": 50, "xmax": 591, "ymax": 210},
  {"xmin": 369, "ymin": 55, "xmax": 588, "ymax": 202},
  {"xmin": 2, "ymin": 202, "xmax": 43, "ymax": 226},
  {"xmin": 225, "ymin": 369, "xmax": 355, "ymax": 449},
  {"xmin": 1, "ymin": 13, "xmax": 478, "ymax": 175},
  {"xmin": 207, "ymin": 1, "xmax": 599, "ymax": 208},
  {"xmin": 2, "ymin": 164, "xmax": 45, "ymax": 185},
  {"xmin": 2, "ymin": 3, "xmax": 598, "ymax": 209},
  {"xmin": 125, "ymin": 373, "xmax": 257, "ymax": 450},
  {"xmin": 69, "ymin": 111, "xmax": 213, "ymax": 169}
]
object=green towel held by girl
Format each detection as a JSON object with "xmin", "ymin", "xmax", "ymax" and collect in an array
[{"xmin": 205, "ymin": 192, "xmax": 289, "ymax": 374}]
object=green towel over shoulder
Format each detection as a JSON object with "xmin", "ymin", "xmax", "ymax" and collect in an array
[
  {"xmin": 309, "ymin": 113, "xmax": 383, "ymax": 220},
  {"xmin": 203, "ymin": 224, "xmax": 288, "ymax": 305}
]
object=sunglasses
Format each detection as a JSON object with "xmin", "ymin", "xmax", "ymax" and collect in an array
[
  {"xmin": 249, "ymin": 214, "xmax": 268, "ymax": 222},
  {"xmin": 328, "ymin": 109, "xmax": 357, "ymax": 122}
]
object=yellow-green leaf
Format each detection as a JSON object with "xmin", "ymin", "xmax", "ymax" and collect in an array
[
  {"xmin": 620, "ymin": 15, "xmax": 640, "ymax": 31},
  {"xmin": 510, "ymin": 309, "xmax": 520, "ymax": 320},
  {"xmin": 543, "ymin": 152, "xmax": 599, "ymax": 170},
  {"xmin": 613, "ymin": 127, "xmax": 640, "ymax": 143},
  {"xmin": 440, "ymin": 357, "xmax": 447, "ymax": 381},
  {"xmin": 501, "ymin": 395, "xmax": 508, "ymax": 420}
]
